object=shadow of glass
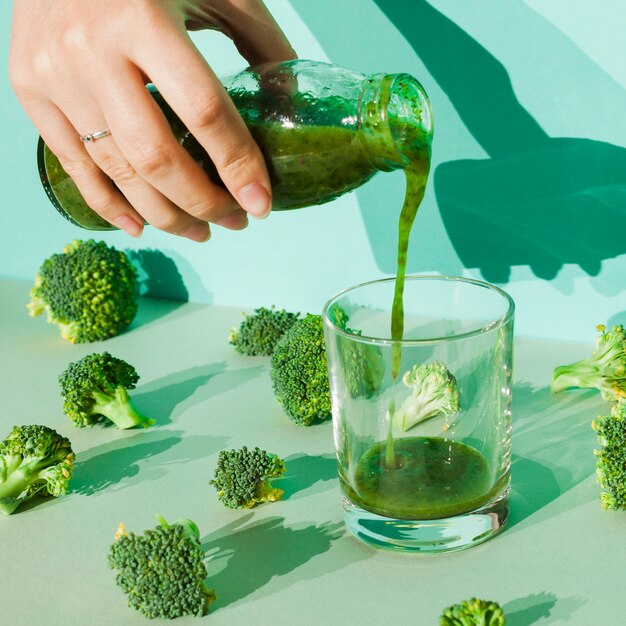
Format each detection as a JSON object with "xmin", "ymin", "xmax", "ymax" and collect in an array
[
  {"xmin": 280, "ymin": 453, "xmax": 338, "ymax": 500},
  {"xmin": 126, "ymin": 248, "xmax": 190, "ymax": 302},
  {"xmin": 134, "ymin": 362, "xmax": 263, "ymax": 425},
  {"xmin": 202, "ymin": 515, "xmax": 344, "ymax": 609},
  {"xmin": 508, "ymin": 382, "xmax": 602, "ymax": 529},
  {"xmin": 504, "ymin": 592, "xmax": 585, "ymax": 625},
  {"xmin": 509, "ymin": 455, "xmax": 561, "ymax": 529},
  {"xmin": 71, "ymin": 430, "xmax": 229, "ymax": 496}
]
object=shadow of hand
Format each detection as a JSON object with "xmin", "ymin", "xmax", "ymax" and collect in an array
[{"xmin": 437, "ymin": 138, "xmax": 626, "ymax": 282}]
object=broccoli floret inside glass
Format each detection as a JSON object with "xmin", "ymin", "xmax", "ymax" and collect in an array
[{"xmin": 394, "ymin": 361, "xmax": 460, "ymax": 432}]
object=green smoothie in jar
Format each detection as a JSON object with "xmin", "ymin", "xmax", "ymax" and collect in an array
[{"xmin": 38, "ymin": 60, "xmax": 432, "ymax": 228}]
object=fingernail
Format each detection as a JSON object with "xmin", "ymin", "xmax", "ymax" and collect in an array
[
  {"xmin": 112, "ymin": 215, "xmax": 143, "ymax": 238},
  {"xmin": 178, "ymin": 221, "xmax": 211, "ymax": 242},
  {"xmin": 239, "ymin": 182, "xmax": 271, "ymax": 219}
]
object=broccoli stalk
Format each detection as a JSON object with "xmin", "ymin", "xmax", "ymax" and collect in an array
[
  {"xmin": 28, "ymin": 239, "xmax": 138, "ymax": 343},
  {"xmin": 90, "ymin": 387, "xmax": 152, "ymax": 430},
  {"xmin": 59, "ymin": 352, "xmax": 154, "ymax": 429},
  {"xmin": 552, "ymin": 324, "xmax": 626, "ymax": 400},
  {"xmin": 229, "ymin": 306, "xmax": 300, "ymax": 356},
  {"xmin": 109, "ymin": 515, "xmax": 215, "ymax": 619},
  {"xmin": 0, "ymin": 425, "xmax": 75, "ymax": 515},
  {"xmin": 440, "ymin": 597, "xmax": 506, "ymax": 626},
  {"xmin": 394, "ymin": 361, "xmax": 460, "ymax": 432},
  {"xmin": 210, "ymin": 446, "xmax": 286, "ymax": 509},
  {"xmin": 592, "ymin": 399, "xmax": 626, "ymax": 510}
]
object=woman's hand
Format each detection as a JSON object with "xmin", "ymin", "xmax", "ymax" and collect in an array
[{"xmin": 9, "ymin": 0, "xmax": 296, "ymax": 240}]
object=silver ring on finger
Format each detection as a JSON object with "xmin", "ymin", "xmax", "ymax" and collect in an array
[{"xmin": 79, "ymin": 128, "xmax": 112, "ymax": 143}]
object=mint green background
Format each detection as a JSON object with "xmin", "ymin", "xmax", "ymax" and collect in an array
[{"xmin": 1, "ymin": 1, "xmax": 625, "ymax": 340}]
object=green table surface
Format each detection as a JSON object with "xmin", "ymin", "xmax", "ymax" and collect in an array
[{"xmin": 0, "ymin": 278, "xmax": 623, "ymax": 626}]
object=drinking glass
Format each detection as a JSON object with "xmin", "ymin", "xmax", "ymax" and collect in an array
[{"xmin": 322, "ymin": 276, "xmax": 514, "ymax": 553}]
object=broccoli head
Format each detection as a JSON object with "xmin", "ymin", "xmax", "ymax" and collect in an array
[
  {"xmin": 327, "ymin": 304, "xmax": 385, "ymax": 399},
  {"xmin": 592, "ymin": 399, "xmax": 626, "ymax": 510},
  {"xmin": 440, "ymin": 597, "xmax": 506, "ymax": 626},
  {"xmin": 229, "ymin": 306, "xmax": 300, "ymax": 356},
  {"xmin": 210, "ymin": 446, "xmax": 285, "ymax": 509},
  {"xmin": 270, "ymin": 314, "xmax": 331, "ymax": 425},
  {"xmin": 59, "ymin": 352, "xmax": 154, "ymax": 429},
  {"xmin": 109, "ymin": 514, "xmax": 215, "ymax": 619},
  {"xmin": 394, "ymin": 361, "xmax": 460, "ymax": 432},
  {"xmin": 27, "ymin": 239, "xmax": 138, "ymax": 343},
  {"xmin": 552, "ymin": 324, "xmax": 626, "ymax": 401},
  {"xmin": 0, "ymin": 425, "xmax": 74, "ymax": 515}
]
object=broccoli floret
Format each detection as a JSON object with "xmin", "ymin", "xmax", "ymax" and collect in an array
[
  {"xmin": 440, "ymin": 597, "xmax": 506, "ymax": 626},
  {"xmin": 328, "ymin": 304, "xmax": 384, "ymax": 399},
  {"xmin": 109, "ymin": 514, "xmax": 215, "ymax": 619},
  {"xmin": 0, "ymin": 425, "xmax": 74, "ymax": 515},
  {"xmin": 229, "ymin": 306, "xmax": 300, "ymax": 356},
  {"xmin": 592, "ymin": 399, "xmax": 626, "ymax": 510},
  {"xmin": 59, "ymin": 352, "xmax": 154, "ymax": 429},
  {"xmin": 270, "ymin": 314, "xmax": 331, "ymax": 425},
  {"xmin": 210, "ymin": 446, "xmax": 285, "ymax": 509},
  {"xmin": 327, "ymin": 302, "xmax": 351, "ymax": 330},
  {"xmin": 27, "ymin": 239, "xmax": 138, "ymax": 343},
  {"xmin": 552, "ymin": 324, "xmax": 626, "ymax": 401},
  {"xmin": 394, "ymin": 361, "xmax": 460, "ymax": 432}
]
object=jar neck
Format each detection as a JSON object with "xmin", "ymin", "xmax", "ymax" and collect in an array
[{"xmin": 358, "ymin": 73, "xmax": 433, "ymax": 172}]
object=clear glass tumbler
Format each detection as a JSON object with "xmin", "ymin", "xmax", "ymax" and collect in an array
[{"xmin": 322, "ymin": 276, "xmax": 514, "ymax": 553}]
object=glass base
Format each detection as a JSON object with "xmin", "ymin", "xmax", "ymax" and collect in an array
[{"xmin": 342, "ymin": 483, "xmax": 510, "ymax": 554}]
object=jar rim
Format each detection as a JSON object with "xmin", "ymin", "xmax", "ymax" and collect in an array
[{"xmin": 322, "ymin": 274, "xmax": 515, "ymax": 345}]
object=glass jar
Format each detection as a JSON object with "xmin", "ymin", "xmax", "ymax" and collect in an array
[{"xmin": 37, "ymin": 60, "xmax": 432, "ymax": 230}]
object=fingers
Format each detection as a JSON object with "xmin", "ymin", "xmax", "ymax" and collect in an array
[
  {"xmin": 228, "ymin": 0, "xmax": 298, "ymax": 65},
  {"xmin": 83, "ymin": 134, "xmax": 213, "ymax": 242},
  {"xmin": 20, "ymin": 97, "xmax": 144, "ymax": 238},
  {"xmin": 135, "ymin": 29, "xmax": 272, "ymax": 219},
  {"xmin": 55, "ymin": 90, "xmax": 215, "ymax": 242},
  {"xmin": 10, "ymin": 0, "xmax": 291, "ymax": 241},
  {"xmin": 187, "ymin": 0, "xmax": 297, "ymax": 66},
  {"xmin": 76, "ymin": 63, "xmax": 247, "ymax": 237},
  {"xmin": 214, "ymin": 209, "xmax": 250, "ymax": 230}
]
